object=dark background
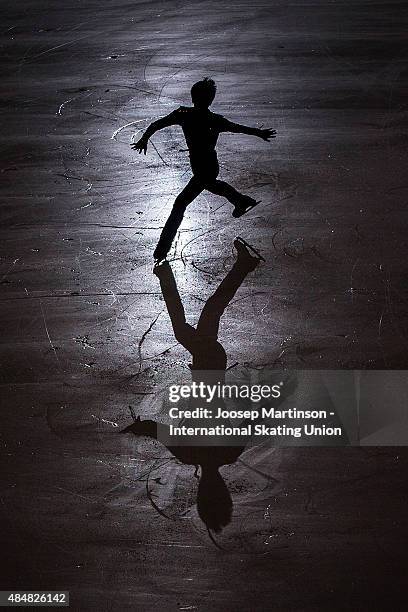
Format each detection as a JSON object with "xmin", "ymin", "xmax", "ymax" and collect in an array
[{"xmin": 1, "ymin": 1, "xmax": 408, "ymax": 610}]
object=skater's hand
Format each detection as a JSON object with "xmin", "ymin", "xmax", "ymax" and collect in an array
[
  {"xmin": 131, "ymin": 137, "xmax": 148, "ymax": 154},
  {"xmin": 258, "ymin": 128, "xmax": 276, "ymax": 141}
]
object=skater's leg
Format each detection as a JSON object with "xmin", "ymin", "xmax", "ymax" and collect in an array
[
  {"xmin": 190, "ymin": 153, "xmax": 254, "ymax": 215},
  {"xmin": 154, "ymin": 177, "xmax": 203, "ymax": 261},
  {"xmin": 206, "ymin": 179, "xmax": 245, "ymax": 205},
  {"xmin": 154, "ymin": 262, "xmax": 197, "ymax": 354},
  {"xmin": 205, "ymin": 179, "xmax": 257, "ymax": 216},
  {"xmin": 196, "ymin": 240, "xmax": 261, "ymax": 339}
]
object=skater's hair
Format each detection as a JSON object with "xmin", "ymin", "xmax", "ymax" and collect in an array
[{"xmin": 191, "ymin": 77, "xmax": 216, "ymax": 107}]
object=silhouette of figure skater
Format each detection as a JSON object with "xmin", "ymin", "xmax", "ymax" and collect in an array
[
  {"xmin": 122, "ymin": 239, "xmax": 290, "ymax": 533},
  {"xmin": 131, "ymin": 78, "xmax": 276, "ymax": 263}
]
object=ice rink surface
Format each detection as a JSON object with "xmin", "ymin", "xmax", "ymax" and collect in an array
[{"xmin": 1, "ymin": 0, "xmax": 408, "ymax": 609}]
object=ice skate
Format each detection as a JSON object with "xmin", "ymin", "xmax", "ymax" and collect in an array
[
  {"xmin": 232, "ymin": 196, "xmax": 261, "ymax": 218},
  {"xmin": 234, "ymin": 236, "xmax": 265, "ymax": 270}
]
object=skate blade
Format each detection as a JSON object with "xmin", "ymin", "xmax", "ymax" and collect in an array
[
  {"xmin": 235, "ymin": 236, "xmax": 266, "ymax": 262},
  {"xmin": 232, "ymin": 200, "xmax": 261, "ymax": 218}
]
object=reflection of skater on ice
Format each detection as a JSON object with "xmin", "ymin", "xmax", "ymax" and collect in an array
[
  {"xmin": 122, "ymin": 238, "xmax": 264, "ymax": 532},
  {"xmin": 131, "ymin": 78, "xmax": 276, "ymax": 263},
  {"xmin": 153, "ymin": 237, "xmax": 263, "ymax": 374}
]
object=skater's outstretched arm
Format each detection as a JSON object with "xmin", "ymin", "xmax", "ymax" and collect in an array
[
  {"xmin": 222, "ymin": 119, "xmax": 276, "ymax": 141},
  {"xmin": 131, "ymin": 111, "xmax": 178, "ymax": 154}
]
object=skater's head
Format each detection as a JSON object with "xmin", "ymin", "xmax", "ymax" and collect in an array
[{"xmin": 191, "ymin": 77, "xmax": 216, "ymax": 109}]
